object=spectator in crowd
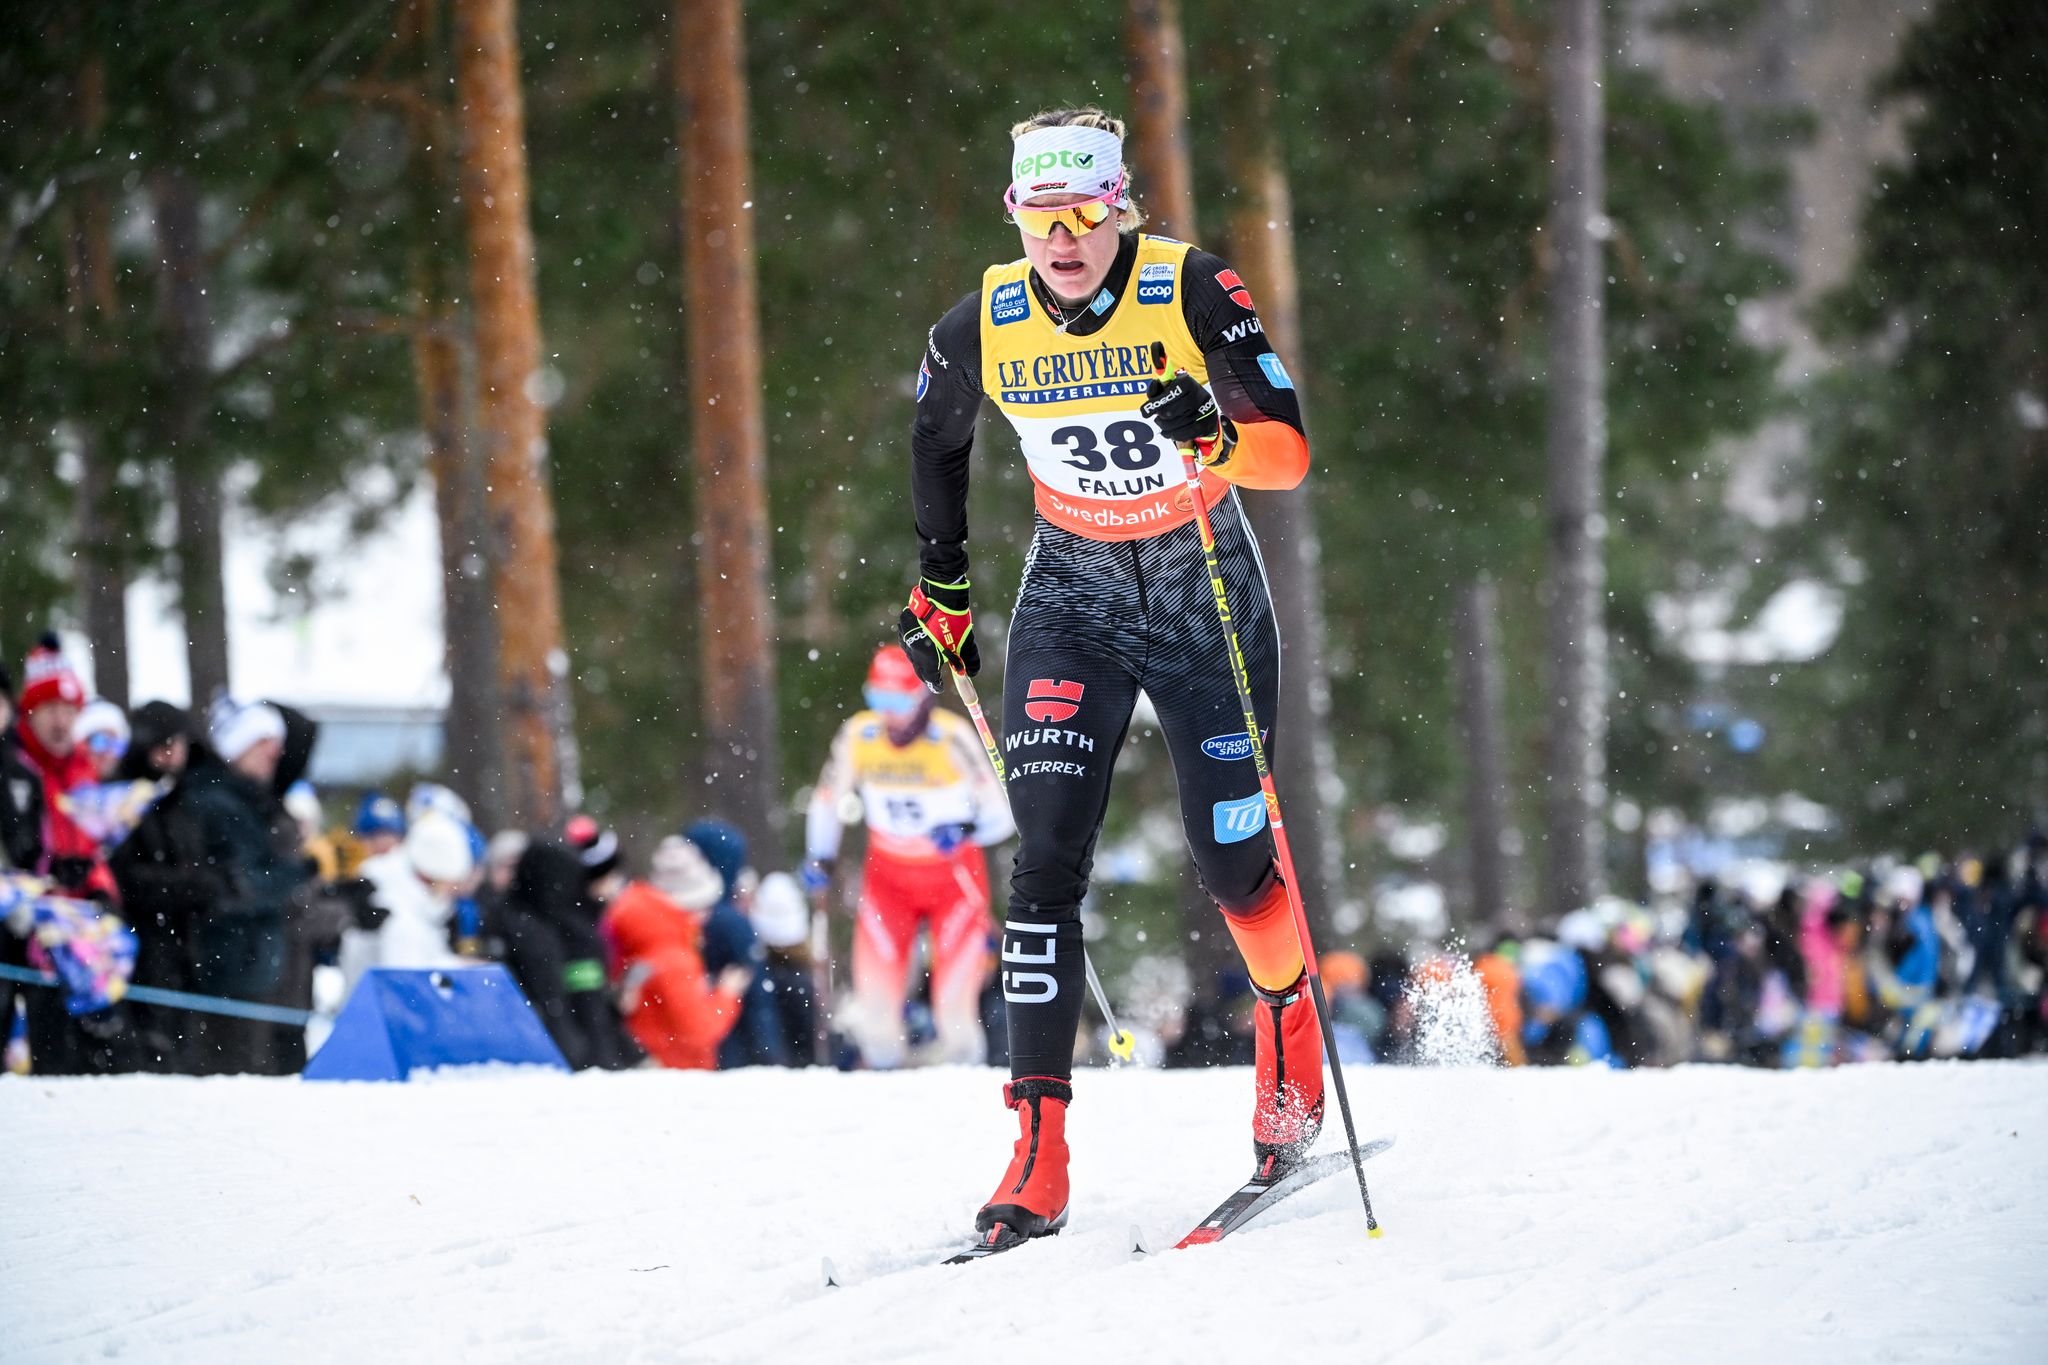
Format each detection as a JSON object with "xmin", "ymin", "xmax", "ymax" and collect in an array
[
  {"xmin": 751, "ymin": 872, "xmax": 819, "ymax": 1066},
  {"xmin": 1962, "ymin": 854, "xmax": 2017, "ymax": 998},
  {"xmin": 1762, "ymin": 886, "xmax": 1808, "ymax": 1003},
  {"xmin": 1520, "ymin": 940, "xmax": 1619, "ymax": 1067},
  {"xmin": 0, "ymin": 663, "xmax": 43, "ymax": 873},
  {"xmin": 72, "ymin": 701, "xmax": 129, "ymax": 784},
  {"xmin": 599, "ymin": 834, "xmax": 748, "ymax": 1070},
  {"xmin": 1164, "ymin": 968, "xmax": 1254, "ymax": 1069},
  {"xmin": 488, "ymin": 831, "xmax": 640, "ymax": 1070},
  {"xmin": 682, "ymin": 819, "xmax": 788, "ymax": 1068},
  {"xmin": 3, "ymin": 666, "xmax": 50, "ymax": 1066},
  {"xmin": 403, "ymin": 784, "xmax": 485, "ymax": 954},
  {"xmin": 178, "ymin": 697, "xmax": 307, "ymax": 1074},
  {"xmin": 106, "ymin": 701, "xmax": 218, "ymax": 1071},
  {"xmin": 2010, "ymin": 839, "xmax": 2048, "ymax": 1054},
  {"xmin": 4, "ymin": 640, "xmax": 131, "ymax": 1074},
  {"xmin": 1319, "ymin": 949, "xmax": 1387, "ymax": 1065},
  {"xmin": 10, "ymin": 637, "xmax": 115, "ymax": 902},
  {"xmin": 483, "ymin": 830, "xmax": 528, "ymax": 895},
  {"xmin": 247, "ymin": 700, "xmax": 342, "ymax": 1074},
  {"xmin": 1701, "ymin": 919, "xmax": 1774, "ymax": 1065},
  {"xmin": 58, "ymin": 704, "xmax": 170, "ymax": 861},
  {"xmin": 285, "ymin": 782, "xmax": 340, "ymax": 882},
  {"xmin": 337, "ymin": 811, "xmax": 478, "ymax": 991},
  {"xmin": 1471, "ymin": 940, "xmax": 1526, "ymax": 1067},
  {"xmin": 473, "ymin": 828, "xmax": 527, "ymax": 959},
  {"xmin": 340, "ymin": 791, "xmax": 406, "ymax": 875},
  {"xmin": 1869, "ymin": 866, "xmax": 1943, "ymax": 1057}
]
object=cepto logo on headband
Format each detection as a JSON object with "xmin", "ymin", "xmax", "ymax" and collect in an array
[{"xmin": 1014, "ymin": 149, "xmax": 1097, "ymax": 178}]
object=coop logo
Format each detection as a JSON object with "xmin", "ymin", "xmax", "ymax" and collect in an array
[
  {"xmin": 1024, "ymin": 678, "xmax": 1085, "ymax": 723},
  {"xmin": 1201, "ymin": 732, "xmax": 1257, "ymax": 762},
  {"xmin": 1137, "ymin": 261, "xmax": 1175, "ymax": 305},
  {"xmin": 1212, "ymin": 793, "xmax": 1268, "ymax": 844},
  {"xmin": 915, "ymin": 356, "xmax": 931, "ymax": 402},
  {"xmin": 991, "ymin": 279, "xmax": 1030, "ymax": 327},
  {"xmin": 1215, "ymin": 268, "xmax": 1255, "ymax": 310},
  {"xmin": 1257, "ymin": 353, "xmax": 1293, "ymax": 390},
  {"xmin": 1014, "ymin": 149, "xmax": 1096, "ymax": 179}
]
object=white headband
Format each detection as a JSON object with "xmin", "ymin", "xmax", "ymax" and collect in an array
[{"xmin": 1007, "ymin": 125, "xmax": 1128, "ymax": 207}]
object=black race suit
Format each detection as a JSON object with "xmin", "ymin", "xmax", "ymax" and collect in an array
[{"xmin": 910, "ymin": 232, "xmax": 1308, "ymax": 1081}]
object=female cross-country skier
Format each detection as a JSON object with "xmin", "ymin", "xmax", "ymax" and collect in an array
[
  {"xmin": 900, "ymin": 106, "xmax": 1317, "ymax": 1253},
  {"xmin": 803, "ymin": 645, "xmax": 1014, "ymax": 1068}
]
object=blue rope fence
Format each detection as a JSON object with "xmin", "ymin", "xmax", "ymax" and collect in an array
[{"xmin": 0, "ymin": 961, "xmax": 316, "ymax": 1027}]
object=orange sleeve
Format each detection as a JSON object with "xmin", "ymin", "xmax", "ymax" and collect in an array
[{"xmin": 1214, "ymin": 420, "xmax": 1309, "ymax": 491}]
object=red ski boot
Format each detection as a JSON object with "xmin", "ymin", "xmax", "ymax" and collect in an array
[
  {"xmin": 1251, "ymin": 973, "xmax": 1325, "ymax": 1178},
  {"xmin": 971, "ymin": 1077, "xmax": 1071, "ymax": 1253}
]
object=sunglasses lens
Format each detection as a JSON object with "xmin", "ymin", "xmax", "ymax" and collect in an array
[
  {"xmin": 864, "ymin": 686, "xmax": 921, "ymax": 716},
  {"xmin": 1013, "ymin": 199, "xmax": 1112, "ymax": 239}
]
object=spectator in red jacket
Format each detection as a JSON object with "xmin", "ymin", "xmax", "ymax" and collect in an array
[
  {"xmin": 10, "ymin": 637, "xmax": 115, "ymax": 903},
  {"xmin": 600, "ymin": 835, "xmax": 752, "ymax": 1070}
]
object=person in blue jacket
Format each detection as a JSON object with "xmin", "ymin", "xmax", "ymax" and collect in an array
[{"xmin": 682, "ymin": 819, "xmax": 788, "ymax": 1068}]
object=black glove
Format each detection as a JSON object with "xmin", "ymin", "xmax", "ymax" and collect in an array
[
  {"xmin": 899, "ymin": 576, "xmax": 980, "ymax": 692},
  {"xmin": 331, "ymin": 877, "xmax": 389, "ymax": 931},
  {"xmin": 1141, "ymin": 370, "xmax": 1223, "ymax": 447}
]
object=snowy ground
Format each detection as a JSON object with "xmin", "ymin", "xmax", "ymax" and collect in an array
[{"xmin": 4, "ymin": 1062, "xmax": 2045, "ymax": 1364}]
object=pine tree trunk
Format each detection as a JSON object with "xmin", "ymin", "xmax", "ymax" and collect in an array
[
  {"xmin": 677, "ymin": 0, "xmax": 784, "ymax": 857},
  {"xmin": 1454, "ymin": 577, "xmax": 1517, "ymax": 934},
  {"xmin": 72, "ymin": 434, "xmax": 129, "ymax": 708},
  {"xmin": 1123, "ymin": 0, "xmax": 1198, "ymax": 239},
  {"xmin": 454, "ymin": 0, "xmax": 571, "ymax": 828},
  {"xmin": 1221, "ymin": 44, "xmax": 1347, "ymax": 945},
  {"xmin": 68, "ymin": 55, "xmax": 129, "ymax": 706},
  {"xmin": 406, "ymin": 4, "xmax": 506, "ymax": 828},
  {"xmin": 1540, "ymin": 0, "xmax": 1610, "ymax": 918},
  {"xmin": 416, "ymin": 303, "xmax": 506, "ymax": 826},
  {"xmin": 153, "ymin": 168, "xmax": 230, "ymax": 708}
]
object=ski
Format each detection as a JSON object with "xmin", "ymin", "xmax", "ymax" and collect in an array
[
  {"xmin": 941, "ymin": 1208, "xmax": 1067, "ymax": 1266},
  {"xmin": 831, "ymin": 1139, "xmax": 1392, "ymax": 1285},
  {"xmin": 1173, "ymin": 1136, "xmax": 1396, "ymax": 1249}
]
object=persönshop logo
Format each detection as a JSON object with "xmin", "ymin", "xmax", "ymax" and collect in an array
[
  {"xmin": 1201, "ymin": 733, "xmax": 1255, "ymax": 761},
  {"xmin": 990, "ymin": 280, "xmax": 1029, "ymax": 327}
]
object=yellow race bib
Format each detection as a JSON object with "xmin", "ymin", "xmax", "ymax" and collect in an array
[{"xmin": 979, "ymin": 234, "xmax": 1228, "ymax": 541}]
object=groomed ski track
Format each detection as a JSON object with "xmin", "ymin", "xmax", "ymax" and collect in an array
[{"xmin": 4, "ymin": 1063, "xmax": 2043, "ymax": 1363}]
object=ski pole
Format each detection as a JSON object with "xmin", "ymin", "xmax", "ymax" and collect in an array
[
  {"xmin": 1149, "ymin": 340, "xmax": 1380, "ymax": 1236},
  {"xmin": 808, "ymin": 890, "xmax": 833, "ymax": 1066},
  {"xmin": 947, "ymin": 663, "xmax": 1137, "ymax": 1063}
]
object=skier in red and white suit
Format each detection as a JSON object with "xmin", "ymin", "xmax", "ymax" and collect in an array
[{"xmin": 805, "ymin": 646, "xmax": 1015, "ymax": 1067}]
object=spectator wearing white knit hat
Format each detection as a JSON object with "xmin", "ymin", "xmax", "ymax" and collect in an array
[
  {"xmin": 70, "ymin": 700, "xmax": 130, "ymax": 783},
  {"xmin": 752, "ymin": 872, "xmax": 821, "ymax": 1067},
  {"xmin": 338, "ymin": 810, "xmax": 480, "ymax": 995}
]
